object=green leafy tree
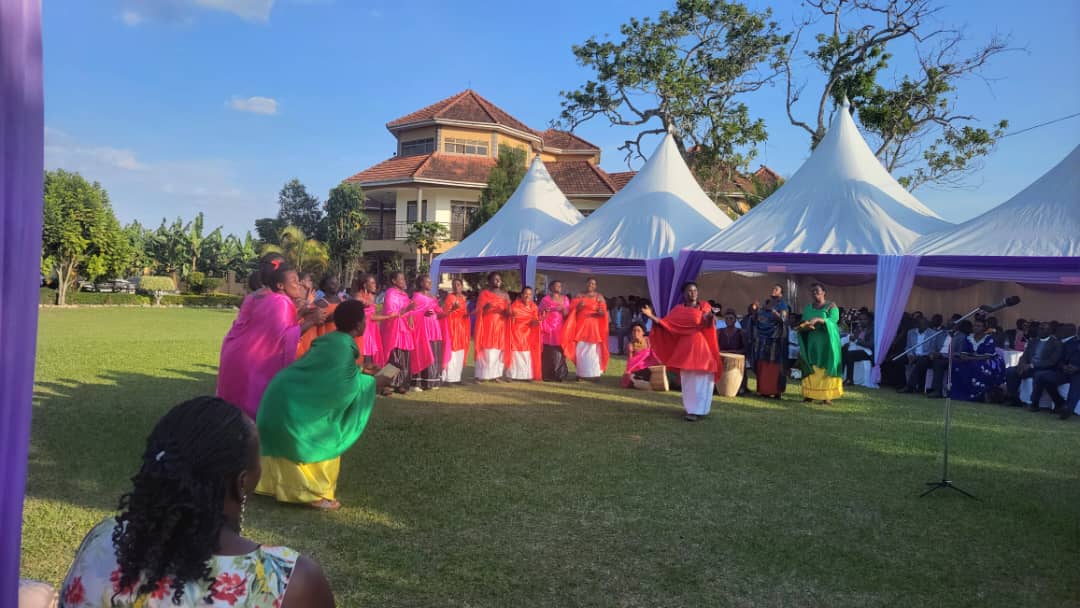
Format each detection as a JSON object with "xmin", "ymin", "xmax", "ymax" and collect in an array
[
  {"xmin": 405, "ymin": 221, "xmax": 450, "ymax": 273},
  {"xmin": 253, "ymin": 216, "xmax": 285, "ymax": 245},
  {"xmin": 122, "ymin": 221, "xmax": 156, "ymax": 276},
  {"xmin": 324, "ymin": 182, "xmax": 368, "ymax": 284},
  {"xmin": 783, "ymin": 0, "xmax": 1010, "ymax": 189},
  {"xmin": 261, "ymin": 225, "xmax": 330, "ymax": 278},
  {"xmin": 138, "ymin": 275, "xmax": 177, "ymax": 306},
  {"xmin": 224, "ymin": 232, "xmax": 260, "ymax": 278},
  {"xmin": 148, "ymin": 218, "xmax": 189, "ymax": 279},
  {"xmin": 557, "ymin": 0, "xmax": 788, "ymax": 169},
  {"xmin": 276, "ymin": 179, "xmax": 325, "ymax": 241},
  {"xmin": 466, "ymin": 145, "xmax": 527, "ymax": 236},
  {"xmin": 42, "ymin": 169, "xmax": 129, "ymax": 305}
]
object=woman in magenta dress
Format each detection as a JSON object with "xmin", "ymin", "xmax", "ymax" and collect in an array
[
  {"xmin": 410, "ymin": 275, "xmax": 449, "ymax": 391},
  {"xmin": 380, "ymin": 271, "xmax": 416, "ymax": 394},
  {"xmin": 539, "ymin": 280, "xmax": 571, "ymax": 382},
  {"xmin": 621, "ymin": 323, "xmax": 662, "ymax": 389},
  {"xmin": 353, "ymin": 273, "xmax": 393, "ymax": 373},
  {"xmin": 216, "ymin": 259, "xmax": 325, "ymax": 419}
]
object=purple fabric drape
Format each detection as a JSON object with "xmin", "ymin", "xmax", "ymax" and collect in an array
[
  {"xmin": 814, "ymin": 274, "xmax": 876, "ymax": 287},
  {"xmin": 429, "ymin": 255, "xmax": 530, "ymax": 287},
  {"xmin": 872, "ymin": 256, "xmax": 920, "ymax": 383},
  {"xmin": 1, "ymin": 0, "xmax": 44, "ymax": 603},
  {"xmin": 644, "ymin": 257, "xmax": 675, "ymax": 316},
  {"xmin": 915, "ymin": 255, "xmax": 1080, "ymax": 284},
  {"xmin": 913, "ymin": 276, "xmax": 981, "ymax": 290},
  {"xmin": 670, "ymin": 250, "xmax": 705, "ymax": 312}
]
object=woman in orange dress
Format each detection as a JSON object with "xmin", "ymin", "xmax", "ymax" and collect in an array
[
  {"xmin": 642, "ymin": 282, "xmax": 722, "ymax": 421},
  {"xmin": 474, "ymin": 272, "xmax": 511, "ymax": 381},
  {"xmin": 506, "ymin": 286, "xmax": 542, "ymax": 381},
  {"xmin": 562, "ymin": 277, "xmax": 609, "ymax": 381},
  {"xmin": 442, "ymin": 278, "xmax": 471, "ymax": 385}
]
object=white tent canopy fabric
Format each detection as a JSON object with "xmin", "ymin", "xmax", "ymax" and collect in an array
[
  {"xmin": 910, "ymin": 145, "xmax": 1080, "ymax": 257},
  {"xmin": 437, "ymin": 156, "xmax": 584, "ymax": 261},
  {"xmin": 430, "ymin": 156, "xmax": 583, "ymax": 283},
  {"xmin": 691, "ymin": 99, "xmax": 951, "ymax": 255},
  {"xmin": 535, "ymin": 132, "xmax": 733, "ymax": 261}
]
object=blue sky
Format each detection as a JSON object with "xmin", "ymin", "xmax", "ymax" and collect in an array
[{"xmin": 43, "ymin": 0, "xmax": 1080, "ymax": 236}]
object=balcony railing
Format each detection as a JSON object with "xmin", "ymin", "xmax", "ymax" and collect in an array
[{"xmin": 363, "ymin": 221, "xmax": 468, "ymax": 242}]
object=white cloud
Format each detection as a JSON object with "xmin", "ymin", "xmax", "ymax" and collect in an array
[
  {"xmin": 120, "ymin": 11, "xmax": 143, "ymax": 26},
  {"xmin": 44, "ymin": 128, "xmax": 271, "ymax": 234},
  {"xmin": 118, "ymin": 0, "xmax": 275, "ymax": 26},
  {"xmin": 194, "ymin": 0, "xmax": 274, "ymax": 21},
  {"xmin": 227, "ymin": 96, "xmax": 279, "ymax": 115}
]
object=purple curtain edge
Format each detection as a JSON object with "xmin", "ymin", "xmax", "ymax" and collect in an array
[{"xmin": 1, "ymin": 0, "xmax": 44, "ymax": 603}]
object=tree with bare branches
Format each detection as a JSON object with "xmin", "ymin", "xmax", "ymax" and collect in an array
[
  {"xmin": 557, "ymin": 0, "xmax": 789, "ymax": 173},
  {"xmin": 784, "ymin": 0, "xmax": 1011, "ymax": 190}
]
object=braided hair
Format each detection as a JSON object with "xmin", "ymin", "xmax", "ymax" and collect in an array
[{"xmin": 112, "ymin": 397, "xmax": 256, "ymax": 604}]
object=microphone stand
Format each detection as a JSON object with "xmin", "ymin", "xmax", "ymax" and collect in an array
[{"xmin": 892, "ymin": 305, "xmax": 983, "ymax": 499}]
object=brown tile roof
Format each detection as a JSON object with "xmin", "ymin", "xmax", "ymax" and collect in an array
[
  {"xmin": 543, "ymin": 160, "xmax": 618, "ymax": 196},
  {"xmin": 540, "ymin": 129, "xmax": 600, "ymax": 152},
  {"xmin": 753, "ymin": 165, "xmax": 782, "ymax": 185},
  {"xmin": 346, "ymin": 153, "xmax": 496, "ymax": 186},
  {"xmin": 607, "ymin": 171, "xmax": 636, "ymax": 190},
  {"xmin": 387, "ymin": 90, "xmax": 535, "ymax": 136}
]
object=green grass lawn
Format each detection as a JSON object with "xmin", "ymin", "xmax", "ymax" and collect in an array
[{"xmin": 23, "ymin": 308, "xmax": 1080, "ymax": 607}]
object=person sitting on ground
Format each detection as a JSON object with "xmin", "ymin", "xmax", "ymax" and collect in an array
[
  {"xmin": 900, "ymin": 315, "xmax": 945, "ymax": 394},
  {"xmin": 950, "ymin": 318, "xmax": 1006, "ymax": 402},
  {"xmin": 1006, "ymin": 322, "xmax": 1064, "ymax": 409},
  {"xmin": 842, "ymin": 310, "xmax": 875, "ymax": 386},
  {"xmin": 59, "ymin": 397, "xmax": 335, "ymax": 607},
  {"xmin": 1040, "ymin": 323, "xmax": 1079, "ymax": 419},
  {"xmin": 622, "ymin": 323, "xmax": 662, "ymax": 389}
]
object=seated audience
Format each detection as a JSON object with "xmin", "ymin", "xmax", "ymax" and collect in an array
[
  {"xmin": 928, "ymin": 320, "xmax": 971, "ymax": 398},
  {"xmin": 899, "ymin": 315, "xmax": 946, "ymax": 394},
  {"xmin": 1006, "ymin": 322, "xmax": 1064, "ymax": 409},
  {"xmin": 841, "ymin": 310, "xmax": 874, "ymax": 386},
  {"xmin": 950, "ymin": 318, "xmax": 1006, "ymax": 402},
  {"xmin": 1031, "ymin": 323, "xmax": 1078, "ymax": 418},
  {"xmin": 59, "ymin": 397, "xmax": 334, "ymax": 607}
]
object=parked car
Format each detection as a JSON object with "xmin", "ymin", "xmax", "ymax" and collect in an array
[{"xmin": 78, "ymin": 280, "xmax": 96, "ymax": 292}]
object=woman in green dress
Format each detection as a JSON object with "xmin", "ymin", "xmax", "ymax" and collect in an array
[{"xmin": 798, "ymin": 283, "xmax": 843, "ymax": 404}]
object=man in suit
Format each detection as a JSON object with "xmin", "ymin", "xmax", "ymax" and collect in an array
[
  {"xmin": 900, "ymin": 314, "xmax": 947, "ymax": 394},
  {"xmin": 1035, "ymin": 324, "xmax": 1079, "ymax": 419},
  {"xmin": 1005, "ymin": 322, "xmax": 1064, "ymax": 410}
]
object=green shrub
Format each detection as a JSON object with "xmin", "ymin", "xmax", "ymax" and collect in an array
[
  {"xmin": 159, "ymin": 294, "xmax": 244, "ymax": 307},
  {"xmin": 39, "ymin": 288, "xmax": 149, "ymax": 305},
  {"xmin": 138, "ymin": 276, "xmax": 177, "ymax": 292}
]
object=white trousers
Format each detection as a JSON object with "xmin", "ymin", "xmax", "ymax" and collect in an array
[
  {"xmin": 444, "ymin": 349, "xmax": 465, "ymax": 383},
  {"xmin": 682, "ymin": 370, "xmax": 714, "ymax": 416},
  {"xmin": 575, "ymin": 342, "xmax": 602, "ymax": 378},
  {"xmin": 475, "ymin": 348, "xmax": 505, "ymax": 380},
  {"xmin": 507, "ymin": 352, "xmax": 533, "ymax": 380}
]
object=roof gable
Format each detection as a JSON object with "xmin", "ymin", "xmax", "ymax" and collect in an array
[{"xmin": 387, "ymin": 90, "xmax": 534, "ymax": 136}]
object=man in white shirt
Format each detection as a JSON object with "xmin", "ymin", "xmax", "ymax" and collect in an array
[{"xmin": 900, "ymin": 315, "xmax": 946, "ymax": 394}]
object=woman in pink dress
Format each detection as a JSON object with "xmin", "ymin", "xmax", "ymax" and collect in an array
[
  {"xmin": 216, "ymin": 259, "xmax": 325, "ymax": 419},
  {"xmin": 410, "ymin": 275, "xmax": 449, "ymax": 391},
  {"xmin": 380, "ymin": 271, "xmax": 416, "ymax": 394},
  {"xmin": 353, "ymin": 273, "xmax": 393, "ymax": 373},
  {"xmin": 539, "ymin": 280, "xmax": 571, "ymax": 382},
  {"xmin": 622, "ymin": 323, "xmax": 662, "ymax": 389}
]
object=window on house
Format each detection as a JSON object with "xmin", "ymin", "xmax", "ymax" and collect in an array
[
  {"xmin": 406, "ymin": 200, "xmax": 428, "ymax": 223},
  {"xmin": 450, "ymin": 201, "xmax": 479, "ymax": 240},
  {"xmin": 444, "ymin": 137, "xmax": 489, "ymax": 156},
  {"xmin": 401, "ymin": 138, "xmax": 434, "ymax": 156}
]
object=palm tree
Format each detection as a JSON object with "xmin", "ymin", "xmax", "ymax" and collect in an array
[{"xmin": 261, "ymin": 225, "xmax": 330, "ymax": 277}]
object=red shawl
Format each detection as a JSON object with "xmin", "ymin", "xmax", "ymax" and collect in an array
[
  {"xmin": 443, "ymin": 292, "xmax": 471, "ymax": 353},
  {"xmin": 507, "ymin": 299, "xmax": 542, "ymax": 380},
  {"xmin": 474, "ymin": 289, "xmax": 510, "ymax": 355},
  {"xmin": 410, "ymin": 292, "xmax": 450, "ymax": 375},
  {"xmin": 562, "ymin": 295, "xmax": 609, "ymax": 372},
  {"xmin": 648, "ymin": 302, "xmax": 721, "ymax": 380}
]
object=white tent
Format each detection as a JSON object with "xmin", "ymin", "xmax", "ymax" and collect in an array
[
  {"xmin": 910, "ymin": 144, "xmax": 1080, "ymax": 257},
  {"xmin": 430, "ymin": 156, "xmax": 583, "ymax": 282},
  {"xmin": 536, "ymin": 132, "xmax": 733, "ymax": 260},
  {"xmin": 533, "ymin": 132, "xmax": 733, "ymax": 312},
  {"xmin": 692, "ymin": 99, "xmax": 951, "ymax": 255}
]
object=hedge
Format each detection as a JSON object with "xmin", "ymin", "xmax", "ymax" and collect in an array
[
  {"xmin": 159, "ymin": 294, "xmax": 244, "ymax": 307},
  {"xmin": 40, "ymin": 288, "xmax": 150, "ymax": 305}
]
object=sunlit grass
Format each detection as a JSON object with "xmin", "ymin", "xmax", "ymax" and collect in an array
[{"xmin": 23, "ymin": 308, "xmax": 1080, "ymax": 607}]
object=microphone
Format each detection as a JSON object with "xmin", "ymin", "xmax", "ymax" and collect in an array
[{"xmin": 978, "ymin": 296, "xmax": 1021, "ymax": 314}]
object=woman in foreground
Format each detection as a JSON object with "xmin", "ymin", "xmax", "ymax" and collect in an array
[
  {"xmin": 59, "ymin": 397, "xmax": 334, "ymax": 607},
  {"xmin": 474, "ymin": 272, "xmax": 511, "ymax": 382},
  {"xmin": 506, "ymin": 286, "xmax": 542, "ymax": 381},
  {"xmin": 562, "ymin": 278, "xmax": 609, "ymax": 381},
  {"xmin": 257, "ymin": 300, "xmax": 391, "ymax": 511},
  {"xmin": 798, "ymin": 283, "xmax": 843, "ymax": 404},
  {"xmin": 642, "ymin": 283, "xmax": 721, "ymax": 421}
]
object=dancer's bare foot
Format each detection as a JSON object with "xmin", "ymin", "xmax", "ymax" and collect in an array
[{"xmin": 310, "ymin": 499, "xmax": 341, "ymax": 511}]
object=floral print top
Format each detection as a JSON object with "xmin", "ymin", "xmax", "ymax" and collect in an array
[{"xmin": 60, "ymin": 519, "xmax": 298, "ymax": 607}]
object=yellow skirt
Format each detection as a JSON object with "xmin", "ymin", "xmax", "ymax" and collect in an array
[
  {"xmin": 802, "ymin": 366, "xmax": 843, "ymax": 401},
  {"xmin": 255, "ymin": 456, "xmax": 341, "ymax": 504}
]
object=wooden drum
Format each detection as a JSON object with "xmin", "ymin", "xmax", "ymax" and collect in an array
[{"xmin": 717, "ymin": 353, "xmax": 746, "ymax": 397}]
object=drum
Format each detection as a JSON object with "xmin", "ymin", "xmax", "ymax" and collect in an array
[
  {"xmin": 648, "ymin": 365, "xmax": 669, "ymax": 391},
  {"xmin": 717, "ymin": 353, "xmax": 746, "ymax": 397}
]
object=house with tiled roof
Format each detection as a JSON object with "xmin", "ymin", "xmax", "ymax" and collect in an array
[
  {"xmin": 343, "ymin": 90, "xmax": 777, "ymax": 268},
  {"xmin": 344, "ymin": 90, "xmax": 627, "ymax": 266}
]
